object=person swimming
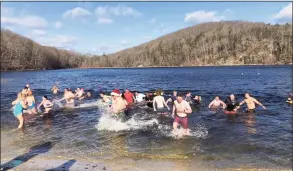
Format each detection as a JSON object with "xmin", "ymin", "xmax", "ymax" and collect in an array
[
  {"xmin": 153, "ymin": 89, "xmax": 170, "ymax": 114},
  {"xmin": 239, "ymin": 93, "xmax": 266, "ymax": 112},
  {"xmin": 37, "ymin": 96, "xmax": 54, "ymax": 114},
  {"xmin": 208, "ymin": 96, "xmax": 227, "ymax": 109},
  {"xmin": 11, "ymin": 93, "xmax": 27, "ymax": 129},
  {"xmin": 51, "ymin": 85, "xmax": 59, "ymax": 94},
  {"xmin": 59, "ymin": 88, "xmax": 75, "ymax": 108},
  {"xmin": 26, "ymin": 90, "xmax": 37, "ymax": 114},
  {"xmin": 225, "ymin": 94, "xmax": 240, "ymax": 111}
]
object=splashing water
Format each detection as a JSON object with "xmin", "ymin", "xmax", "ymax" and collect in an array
[
  {"xmin": 96, "ymin": 111, "xmax": 159, "ymax": 132},
  {"xmin": 95, "ymin": 100, "xmax": 208, "ymax": 139},
  {"xmin": 95, "ymin": 100, "xmax": 159, "ymax": 131},
  {"xmin": 74, "ymin": 101, "xmax": 98, "ymax": 108},
  {"xmin": 157, "ymin": 123, "xmax": 208, "ymax": 139}
]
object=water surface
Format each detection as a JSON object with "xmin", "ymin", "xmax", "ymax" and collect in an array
[{"xmin": 1, "ymin": 65, "xmax": 292, "ymax": 169}]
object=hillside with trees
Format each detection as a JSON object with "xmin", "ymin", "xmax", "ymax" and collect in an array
[{"xmin": 1, "ymin": 21, "xmax": 292, "ymax": 71}]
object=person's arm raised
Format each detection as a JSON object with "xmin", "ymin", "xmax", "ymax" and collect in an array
[
  {"xmin": 253, "ymin": 98, "xmax": 266, "ymax": 109},
  {"xmin": 239, "ymin": 100, "xmax": 245, "ymax": 106}
]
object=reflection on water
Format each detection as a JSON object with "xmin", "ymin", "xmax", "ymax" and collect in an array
[
  {"xmin": 244, "ymin": 113, "xmax": 257, "ymax": 134},
  {"xmin": 1, "ymin": 66, "xmax": 292, "ymax": 169}
]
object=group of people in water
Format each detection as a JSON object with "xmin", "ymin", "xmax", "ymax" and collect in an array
[
  {"xmin": 11, "ymin": 84, "xmax": 91, "ymax": 129},
  {"xmin": 12, "ymin": 84, "xmax": 54, "ymax": 128},
  {"xmin": 99, "ymin": 89, "xmax": 269, "ymax": 135},
  {"xmin": 11, "ymin": 84, "xmax": 291, "ymax": 135}
]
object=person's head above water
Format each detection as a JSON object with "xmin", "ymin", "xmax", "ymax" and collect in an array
[
  {"xmin": 43, "ymin": 95, "xmax": 48, "ymax": 100},
  {"xmin": 176, "ymin": 93, "xmax": 184, "ymax": 103},
  {"xmin": 28, "ymin": 90, "xmax": 33, "ymax": 96},
  {"xmin": 26, "ymin": 84, "xmax": 30, "ymax": 88},
  {"xmin": 111, "ymin": 89, "xmax": 121, "ymax": 99},
  {"xmin": 20, "ymin": 93, "xmax": 27, "ymax": 100},
  {"xmin": 230, "ymin": 94, "xmax": 235, "ymax": 100},
  {"xmin": 173, "ymin": 91, "xmax": 177, "ymax": 96},
  {"xmin": 156, "ymin": 89, "xmax": 163, "ymax": 96}
]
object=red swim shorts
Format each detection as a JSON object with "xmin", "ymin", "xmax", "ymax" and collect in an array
[{"xmin": 174, "ymin": 116, "xmax": 188, "ymax": 129}]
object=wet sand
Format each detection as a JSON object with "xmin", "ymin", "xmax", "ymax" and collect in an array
[{"xmin": 1, "ymin": 156, "xmax": 291, "ymax": 171}]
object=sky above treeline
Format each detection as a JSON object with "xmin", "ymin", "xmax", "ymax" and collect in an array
[{"xmin": 1, "ymin": 2, "xmax": 292, "ymax": 55}]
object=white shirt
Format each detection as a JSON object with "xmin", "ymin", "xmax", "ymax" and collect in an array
[{"xmin": 136, "ymin": 93, "xmax": 146, "ymax": 102}]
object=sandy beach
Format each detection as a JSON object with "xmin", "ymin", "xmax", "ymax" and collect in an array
[{"xmin": 2, "ymin": 156, "xmax": 291, "ymax": 171}]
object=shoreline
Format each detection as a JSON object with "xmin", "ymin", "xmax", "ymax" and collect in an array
[
  {"xmin": 1, "ymin": 63, "xmax": 292, "ymax": 72},
  {"xmin": 1, "ymin": 156, "xmax": 291, "ymax": 171},
  {"xmin": 79, "ymin": 63, "xmax": 292, "ymax": 69}
]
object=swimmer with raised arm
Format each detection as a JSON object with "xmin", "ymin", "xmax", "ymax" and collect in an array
[{"xmin": 239, "ymin": 93, "xmax": 266, "ymax": 112}]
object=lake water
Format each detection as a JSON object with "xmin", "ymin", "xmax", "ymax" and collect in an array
[{"xmin": 1, "ymin": 66, "xmax": 292, "ymax": 170}]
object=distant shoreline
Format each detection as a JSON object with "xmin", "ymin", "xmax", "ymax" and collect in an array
[
  {"xmin": 79, "ymin": 63, "xmax": 292, "ymax": 69},
  {"xmin": 2, "ymin": 63, "xmax": 292, "ymax": 72}
]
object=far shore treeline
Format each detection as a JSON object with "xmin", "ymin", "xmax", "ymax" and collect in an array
[{"xmin": 1, "ymin": 21, "xmax": 292, "ymax": 71}]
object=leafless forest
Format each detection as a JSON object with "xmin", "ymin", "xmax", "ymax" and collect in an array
[{"xmin": 1, "ymin": 21, "xmax": 292, "ymax": 71}]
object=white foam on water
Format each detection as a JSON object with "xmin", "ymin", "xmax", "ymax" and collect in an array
[
  {"xmin": 52, "ymin": 100, "xmax": 99, "ymax": 110},
  {"xmin": 95, "ymin": 100, "xmax": 208, "ymax": 138},
  {"xmin": 96, "ymin": 113, "xmax": 159, "ymax": 132},
  {"xmin": 158, "ymin": 123, "xmax": 208, "ymax": 140},
  {"xmin": 52, "ymin": 100, "xmax": 64, "ymax": 108},
  {"xmin": 75, "ymin": 101, "xmax": 98, "ymax": 108},
  {"xmin": 95, "ymin": 100, "xmax": 159, "ymax": 132}
]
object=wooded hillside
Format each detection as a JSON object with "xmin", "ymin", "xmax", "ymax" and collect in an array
[{"xmin": 1, "ymin": 21, "xmax": 292, "ymax": 71}]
